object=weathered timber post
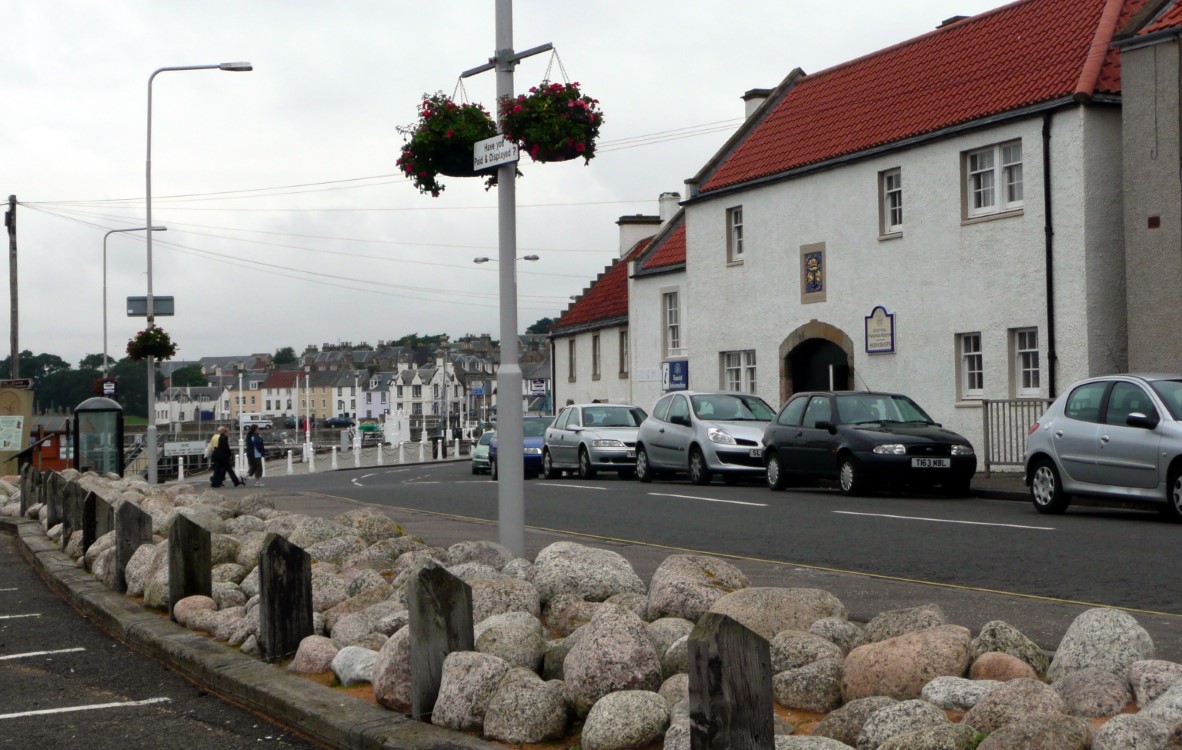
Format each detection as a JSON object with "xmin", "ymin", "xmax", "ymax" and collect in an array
[
  {"xmin": 408, "ymin": 558, "xmax": 474, "ymax": 721},
  {"xmin": 257, "ymin": 533, "xmax": 312, "ymax": 662},
  {"xmin": 114, "ymin": 501, "xmax": 154, "ymax": 593},
  {"xmin": 688, "ymin": 612, "xmax": 774, "ymax": 750},
  {"xmin": 94, "ymin": 495, "xmax": 114, "ymax": 540},
  {"xmin": 44, "ymin": 471, "xmax": 62, "ymax": 528},
  {"xmin": 81, "ymin": 491, "xmax": 101, "ymax": 556},
  {"xmin": 60, "ymin": 481, "xmax": 85, "ymax": 551},
  {"xmin": 167, "ymin": 514, "xmax": 211, "ymax": 622},
  {"xmin": 37, "ymin": 469, "xmax": 51, "ymax": 514},
  {"xmin": 19, "ymin": 463, "xmax": 34, "ymax": 516}
]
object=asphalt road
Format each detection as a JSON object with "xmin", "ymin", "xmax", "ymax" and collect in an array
[
  {"xmin": 0, "ymin": 532, "xmax": 322, "ymax": 750},
  {"xmin": 262, "ymin": 461, "xmax": 1182, "ymax": 617}
]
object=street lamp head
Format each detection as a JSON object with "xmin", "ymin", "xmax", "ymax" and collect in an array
[
  {"xmin": 522, "ymin": 254, "xmax": 540, "ymax": 262},
  {"xmin": 150, "ymin": 225, "xmax": 167, "ymax": 231},
  {"xmin": 219, "ymin": 61, "xmax": 253, "ymax": 72},
  {"xmin": 473, "ymin": 257, "xmax": 490, "ymax": 264}
]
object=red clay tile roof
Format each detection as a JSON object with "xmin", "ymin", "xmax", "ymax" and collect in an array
[
  {"xmin": 700, "ymin": 0, "xmax": 1146, "ymax": 194},
  {"xmin": 1141, "ymin": 1, "xmax": 1182, "ymax": 33},
  {"xmin": 640, "ymin": 217, "xmax": 687, "ymax": 272},
  {"xmin": 554, "ymin": 238, "xmax": 653, "ymax": 331}
]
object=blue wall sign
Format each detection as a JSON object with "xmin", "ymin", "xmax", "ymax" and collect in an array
[{"xmin": 662, "ymin": 360, "xmax": 689, "ymax": 391}]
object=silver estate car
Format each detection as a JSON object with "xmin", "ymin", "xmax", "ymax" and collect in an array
[
  {"xmin": 1024, "ymin": 374, "xmax": 1182, "ymax": 519},
  {"xmin": 635, "ymin": 390, "xmax": 776, "ymax": 485},
  {"xmin": 543, "ymin": 403, "xmax": 648, "ymax": 479},
  {"xmin": 471, "ymin": 430, "xmax": 494, "ymax": 475}
]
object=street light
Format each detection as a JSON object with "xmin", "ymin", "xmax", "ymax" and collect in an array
[
  {"xmin": 103, "ymin": 226, "xmax": 165, "ymax": 375},
  {"xmin": 473, "ymin": 254, "xmax": 539, "ymax": 263},
  {"xmin": 144, "ymin": 61, "xmax": 251, "ymax": 484}
]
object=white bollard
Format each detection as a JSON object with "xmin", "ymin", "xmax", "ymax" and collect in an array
[
  {"xmin": 419, "ymin": 441, "xmax": 425, "ymax": 463},
  {"xmin": 377, "ymin": 443, "xmax": 383, "ymax": 465},
  {"xmin": 331, "ymin": 446, "xmax": 338, "ymax": 470},
  {"xmin": 309, "ymin": 450, "xmax": 316, "ymax": 473},
  {"xmin": 287, "ymin": 450, "xmax": 293, "ymax": 475},
  {"xmin": 454, "ymin": 437, "xmax": 460, "ymax": 457},
  {"xmin": 178, "ymin": 457, "xmax": 185, "ymax": 481},
  {"xmin": 399, "ymin": 442, "xmax": 405, "ymax": 464},
  {"xmin": 354, "ymin": 443, "xmax": 361, "ymax": 468}
]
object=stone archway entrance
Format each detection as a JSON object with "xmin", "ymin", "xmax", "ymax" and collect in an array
[{"xmin": 778, "ymin": 320, "xmax": 855, "ymax": 403}]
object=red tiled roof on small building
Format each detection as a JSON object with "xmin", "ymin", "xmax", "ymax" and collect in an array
[
  {"xmin": 553, "ymin": 238, "xmax": 653, "ymax": 332},
  {"xmin": 699, "ymin": 0, "xmax": 1147, "ymax": 194}
]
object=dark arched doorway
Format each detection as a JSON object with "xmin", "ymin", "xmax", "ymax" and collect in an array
[{"xmin": 789, "ymin": 339, "xmax": 850, "ymax": 393}]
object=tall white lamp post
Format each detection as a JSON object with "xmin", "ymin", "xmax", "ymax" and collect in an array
[
  {"xmin": 145, "ymin": 61, "xmax": 251, "ymax": 484},
  {"xmin": 103, "ymin": 225, "xmax": 164, "ymax": 375}
]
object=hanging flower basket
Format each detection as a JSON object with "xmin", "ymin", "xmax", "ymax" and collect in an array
[
  {"xmin": 499, "ymin": 81, "xmax": 603, "ymax": 164},
  {"xmin": 396, "ymin": 93, "xmax": 499, "ymax": 197},
  {"xmin": 126, "ymin": 327, "xmax": 177, "ymax": 362}
]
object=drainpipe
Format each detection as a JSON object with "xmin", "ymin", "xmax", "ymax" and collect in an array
[{"xmin": 1043, "ymin": 112, "xmax": 1057, "ymax": 398}]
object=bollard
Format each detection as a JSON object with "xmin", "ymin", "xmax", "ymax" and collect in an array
[
  {"xmin": 258, "ymin": 533, "xmax": 313, "ymax": 663},
  {"xmin": 287, "ymin": 450, "xmax": 293, "ymax": 475},
  {"xmin": 354, "ymin": 442, "xmax": 361, "ymax": 468},
  {"xmin": 399, "ymin": 442, "xmax": 405, "ymax": 464},
  {"xmin": 419, "ymin": 441, "xmax": 425, "ymax": 463},
  {"xmin": 331, "ymin": 446, "xmax": 338, "ymax": 470},
  {"xmin": 377, "ymin": 443, "xmax": 383, "ymax": 465},
  {"xmin": 408, "ymin": 559, "xmax": 474, "ymax": 721},
  {"xmin": 178, "ymin": 456, "xmax": 185, "ymax": 481},
  {"xmin": 114, "ymin": 502, "xmax": 154, "ymax": 593},
  {"xmin": 308, "ymin": 450, "xmax": 316, "ymax": 473},
  {"xmin": 168, "ymin": 514, "xmax": 211, "ymax": 622},
  {"xmin": 454, "ymin": 437, "xmax": 460, "ymax": 457}
]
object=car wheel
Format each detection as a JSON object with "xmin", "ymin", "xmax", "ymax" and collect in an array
[
  {"xmin": 635, "ymin": 446, "xmax": 653, "ymax": 483},
  {"xmin": 1161, "ymin": 466, "xmax": 1182, "ymax": 522},
  {"xmin": 543, "ymin": 450, "xmax": 561, "ymax": 479},
  {"xmin": 689, "ymin": 447, "xmax": 711, "ymax": 486},
  {"xmin": 838, "ymin": 454, "xmax": 867, "ymax": 496},
  {"xmin": 490, "ymin": 458, "xmax": 498, "ymax": 481},
  {"xmin": 766, "ymin": 451, "xmax": 788, "ymax": 491},
  {"xmin": 578, "ymin": 447, "xmax": 598, "ymax": 480},
  {"xmin": 1029, "ymin": 458, "xmax": 1069, "ymax": 514}
]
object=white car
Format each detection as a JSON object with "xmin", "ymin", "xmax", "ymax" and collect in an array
[
  {"xmin": 543, "ymin": 403, "xmax": 648, "ymax": 479},
  {"xmin": 635, "ymin": 390, "xmax": 776, "ymax": 485}
]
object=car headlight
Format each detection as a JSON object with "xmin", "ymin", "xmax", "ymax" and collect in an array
[
  {"xmin": 591, "ymin": 439, "xmax": 625, "ymax": 448},
  {"xmin": 873, "ymin": 444, "xmax": 907, "ymax": 455},
  {"xmin": 524, "ymin": 447, "xmax": 542, "ymax": 455},
  {"xmin": 951, "ymin": 444, "xmax": 975, "ymax": 456},
  {"xmin": 707, "ymin": 427, "xmax": 737, "ymax": 445}
]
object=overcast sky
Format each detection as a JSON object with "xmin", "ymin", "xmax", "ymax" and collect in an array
[{"xmin": 4, "ymin": 0, "xmax": 1003, "ymax": 368}]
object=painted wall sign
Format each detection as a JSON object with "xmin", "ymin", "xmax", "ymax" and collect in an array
[{"xmin": 865, "ymin": 305, "xmax": 896, "ymax": 354}]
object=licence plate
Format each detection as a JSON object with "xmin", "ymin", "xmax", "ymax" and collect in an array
[
  {"xmin": 750, "ymin": 448, "xmax": 763, "ymax": 458},
  {"xmin": 627, "ymin": 450, "xmax": 635, "ymax": 458},
  {"xmin": 911, "ymin": 457, "xmax": 950, "ymax": 468}
]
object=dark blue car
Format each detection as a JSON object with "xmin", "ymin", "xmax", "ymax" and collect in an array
[{"xmin": 489, "ymin": 416, "xmax": 553, "ymax": 480}]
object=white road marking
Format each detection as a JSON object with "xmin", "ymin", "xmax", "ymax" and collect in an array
[
  {"xmin": 360, "ymin": 473, "xmax": 375, "ymax": 479},
  {"xmin": 649, "ymin": 492, "xmax": 767, "ymax": 507},
  {"xmin": 0, "ymin": 613, "xmax": 40, "ymax": 620},
  {"xmin": 405, "ymin": 481, "xmax": 440, "ymax": 484},
  {"xmin": 833, "ymin": 511, "xmax": 1054, "ymax": 530},
  {"xmin": 0, "ymin": 647, "xmax": 86, "ymax": 661},
  {"xmin": 0, "ymin": 697, "xmax": 171, "ymax": 720},
  {"xmin": 0, "ymin": 588, "xmax": 16, "ymax": 592},
  {"xmin": 546, "ymin": 483, "xmax": 607, "ymax": 491}
]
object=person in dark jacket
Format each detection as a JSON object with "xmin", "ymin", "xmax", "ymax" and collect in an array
[
  {"xmin": 210, "ymin": 425, "xmax": 243, "ymax": 488},
  {"xmin": 246, "ymin": 425, "xmax": 265, "ymax": 486}
]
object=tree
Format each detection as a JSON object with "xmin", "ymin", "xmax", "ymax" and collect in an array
[
  {"xmin": 106, "ymin": 358, "xmax": 163, "ymax": 419},
  {"xmin": 170, "ymin": 364, "xmax": 208, "ymax": 387},
  {"xmin": 527, "ymin": 317, "xmax": 555, "ymax": 334},
  {"xmin": 38, "ymin": 367, "xmax": 101, "ymax": 412},
  {"xmin": 79, "ymin": 353, "xmax": 106, "ymax": 371},
  {"xmin": 0, "ymin": 350, "xmax": 71, "ymax": 392},
  {"xmin": 273, "ymin": 346, "xmax": 297, "ymax": 366}
]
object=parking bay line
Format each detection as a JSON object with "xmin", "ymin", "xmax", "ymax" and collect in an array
[
  {"xmin": 0, "ymin": 647, "xmax": 86, "ymax": 661},
  {"xmin": 546, "ymin": 484, "xmax": 607, "ymax": 491},
  {"xmin": 649, "ymin": 493, "xmax": 767, "ymax": 507},
  {"xmin": 833, "ymin": 510, "xmax": 1054, "ymax": 531},
  {"xmin": 0, "ymin": 697, "xmax": 171, "ymax": 720},
  {"xmin": 0, "ymin": 613, "xmax": 41, "ymax": 620}
]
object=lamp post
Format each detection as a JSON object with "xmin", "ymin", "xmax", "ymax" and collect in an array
[
  {"xmin": 237, "ymin": 370, "xmax": 245, "ymax": 472},
  {"xmin": 103, "ymin": 225, "xmax": 165, "ymax": 375},
  {"xmin": 145, "ymin": 61, "xmax": 251, "ymax": 484},
  {"xmin": 304, "ymin": 365, "xmax": 312, "ymax": 459}
]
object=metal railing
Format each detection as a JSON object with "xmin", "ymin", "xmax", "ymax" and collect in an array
[{"xmin": 980, "ymin": 398, "xmax": 1052, "ymax": 474}]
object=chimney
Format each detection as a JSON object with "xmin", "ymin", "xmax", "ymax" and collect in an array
[
  {"xmin": 743, "ymin": 88, "xmax": 773, "ymax": 118},
  {"xmin": 616, "ymin": 214, "xmax": 661, "ymax": 258},
  {"xmin": 659, "ymin": 192, "xmax": 681, "ymax": 224},
  {"xmin": 938, "ymin": 15, "xmax": 968, "ymax": 28}
]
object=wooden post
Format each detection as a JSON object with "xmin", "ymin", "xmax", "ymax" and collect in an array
[
  {"xmin": 408, "ymin": 558, "xmax": 474, "ymax": 721},
  {"xmin": 114, "ymin": 501, "xmax": 154, "ymax": 593},
  {"xmin": 81, "ymin": 491, "xmax": 100, "ymax": 556},
  {"xmin": 94, "ymin": 495, "xmax": 114, "ymax": 540},
  {"xmin": 167, "ymin": 514, "xmax": 211, "ymax": 622},
  {"xmin": 60, "ymin": 481, "xmax": 85, "ymax": 551},
  {"xmin": 688, "ymin": 612, "xmax": 774, "ymax": 750},
  {"xmin": 19, "ymin": 463, "xmax": 34, "ymax": 516},
  {"xmin": 257, "ymin": 533, "xmax": 313, "ymax": 663},
  {"xmin": 44, "ymin": 471, "xmax": 62, "ymax": 528}
]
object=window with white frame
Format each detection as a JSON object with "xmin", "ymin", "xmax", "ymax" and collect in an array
[
  {"xmin": 592, "ymin": 334, "xmax": 601, "ymax": 379},
  {"xmin": 726, "ymin": 206, "xmax": 744, "ymax": 263},
  {"xmin": 958, "ymin": 333, "xmax": 984, "ymax": 399},
  {"xmin": 721, "ymin": 350, "xmax": 757, "ymax": 393},
  {"xmin": 568, "ymin": 339, "xmax": 577, "ymax": 382},
  {"xmin": 881, "ymin": 168, "xmax": 903, "ymax": 234},
  {"xmin": 619, "ymin": 330, "xmax": 629, "ymax": 376},
  {"xmin": 965, "ymin": 140, "xmax": 1023, "ymax": 218},
  {"xmin": 412, "ymin": 385, "xmax": 421, "ymax": 398},
  {"xmin": 1012, "ymin": 328, "xmax": 1040, "ymax": 396},
  {"xmin": 663, "ymin": 291, "xmax": 681, "ymax": 356}
]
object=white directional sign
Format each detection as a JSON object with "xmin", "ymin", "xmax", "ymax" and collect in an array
[
  {"xmin": 473, "ymin": 135, "xmax": 519, "ymax": 171},
  {"xmin": 164, "ymin": 440, "xmax": 206, "ymax": 457}
]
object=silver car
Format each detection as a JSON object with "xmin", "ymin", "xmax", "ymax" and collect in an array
[
  {"xmin": 635, "ymin": 390, "xmax": 776, "ymax": 485},
  {"xmin": 1024, "ymin": 373, "xmax": 1182, "ymax": 519},
  {"xmin": 543, "ymin": 403, "xmax": 648, "ymax": 479},
  {"xmin": 471, "ymin": 431, "xmax": 494, "ymax": 475}
]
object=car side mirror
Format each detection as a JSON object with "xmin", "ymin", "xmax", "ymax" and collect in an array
[
  {"xmin": 670, "ymin": 414, "xmax": 691, "ymax": 427},
  {"xmin": 816, "ymin": 420, "xmax": 837, "ymax": 434},
  {"xmin": 1126, "ymin": 412, "xmax": 1160, "ymax": 430}
]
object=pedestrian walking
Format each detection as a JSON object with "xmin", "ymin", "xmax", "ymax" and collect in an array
[
  {"xmin": 246, "ymin": 425, "xmax": 265, "ymax": 486},
  {"xmin": 210, "ymin": 425, "xmax": 243, "ymax": 488}
]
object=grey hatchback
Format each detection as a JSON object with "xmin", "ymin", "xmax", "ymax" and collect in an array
[{"xmin": 1024, "ymin": 374, "xmax": 1182, "ymax": 519}]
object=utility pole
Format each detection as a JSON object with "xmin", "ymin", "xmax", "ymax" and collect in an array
[{"xmin": 5, "ymin": 196, "xmax": 17, "ymax": 378}]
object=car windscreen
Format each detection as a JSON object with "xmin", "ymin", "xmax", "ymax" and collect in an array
[
  {"xmin": 478, "ymin": 432, "xmax": 494, "ymax": 445},
  {"xmin": 523, "ymin": 418, "xmax": 551, "ymax": 438},
  {"xmin": 1151, "ymin": 380, "xmax": 1182, "ymax": 420},
  {"xmin": 690, "ymin": 394, "xmax": 775, "ymax": 421},
  {"xmin": 582, "ymin": 405, "xmax": 646, "ymax": 428},
  {"xmin": 835, "ymin": 393, "xmax": 934, "ymax": 425}
]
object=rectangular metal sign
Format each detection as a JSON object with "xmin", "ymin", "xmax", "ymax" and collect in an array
[
  {"xmin": 473, "ymin": 135, "xmax": 519, "ymax": 171},
  {"xmin": 163, "ymin": 440, "xmax": 206, "ymax": 457},
  {"xmin": 126, "ymin": 296, "xmax": 175, "ymax": 316},
  {"xmin": 0, "ymin": 379, "xmax": 33, "ymax": 390}
]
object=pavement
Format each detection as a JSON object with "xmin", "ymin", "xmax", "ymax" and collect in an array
[{"xmin": 7, "ymin": 460, "xmax": 1182, "ymax": 750}]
